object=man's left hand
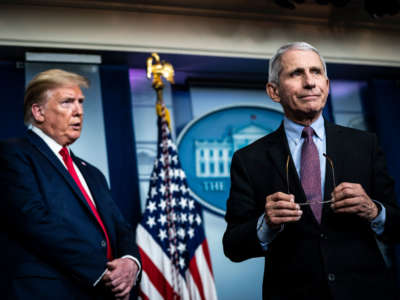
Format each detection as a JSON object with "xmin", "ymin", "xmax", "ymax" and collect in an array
[
  {"xmin": 102, "ymin": 257, "xmax": 139, "ymax": 299},
  {"xmin": 331, "ymin": 182, "xmax": 378, "ymax": 221}
]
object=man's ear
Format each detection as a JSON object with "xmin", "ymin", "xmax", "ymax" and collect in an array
[
  {"xmin": 266, "ymin": 82, "xmax": 281, "ymax": 103},
  {"xmin": 31, "ymin": 103, "xmax": 45, "ymax": 123}
]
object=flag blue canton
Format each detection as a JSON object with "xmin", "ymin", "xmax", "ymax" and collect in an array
[{"xmin": 140, "ymin": 117, "xmax": 206, "ymax": 276}]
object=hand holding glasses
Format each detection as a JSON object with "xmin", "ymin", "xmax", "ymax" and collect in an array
[{"xmin": 285, "ymin": 153, "xmax": 336, "ymax": 206}]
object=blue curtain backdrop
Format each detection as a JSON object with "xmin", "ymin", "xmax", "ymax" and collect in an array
[
  {"xmin": 0, "ymin": 61, "xmax": 25, "ymax": 296},
  {"xmin": 363, "ymin": 79, "xmax": 400, "ymax": 285},
  {"xmin": 99, "ymin": 65, "xmax": 142, "ymax": 227},
  {"xmin": 0, "ymin": 62, "xmax": 25, "ymax": 139}
]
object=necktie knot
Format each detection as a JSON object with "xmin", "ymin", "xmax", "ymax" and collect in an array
[
  {"xmin": 302, "ymin": 126, "xmax": 314, "ymax": 140},
  {"xmin": 59, "ymin": 147, "xmax": 73, "ymax": 168},
  {"xmin": 59, "ymin": 147, "xmax": 69, "ymax": 159}
]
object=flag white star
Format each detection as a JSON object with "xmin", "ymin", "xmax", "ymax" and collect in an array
[
  {"xmin": 195, "ymin": 214, "xmax": 202, "ymax": 226},
  {"xmin": 180, "ymin": 185, "xmax": 188, "ymax": 194},
  {"xmin": 158, "ymin": 214, "xmax": 167, "ymax": 226},
  {"xmin": 188, "ymin": 200, "xmax": 195, "ymax": 210},
  {"xmin": 170, "ymin": 183, "xmax": 179, "ymax": 194},
  {"xmin": 168, "ymin": 244, "xmax": 176, "ymax": 255},
  {"xmin": 168, "ymin": 228, "xmax": 176, "ymax": 239},
  {"xmin": 147, "ymin": 201, "xmax": 157, "ymax": 213},
  {"xmin": 172, "ymin": 168, "xmax": 180, "ymax": 179},
  {"xmin": 169, "ymin": 142, "xmax": 177, "ymax": 151},
  {"xmin": 158, "ymin": 199, "xmax": 167, "ymax": 211},
  {"xmin": 159, "ymin": 184, "xmax": 166, "ymax": 195},
  {"xmin": 159, "ymin": 169, "xmax": 166, "ymax": 180},
  {"xmin": 178, "ymin": 169, "xmax": 186, "ymax": 180},
  {"xmin": 180, "ymin": 213, "xmax": 187, "ymax": 223},
  {"xmin": 150, "ymin": 187, "xmax": 158, "ymax": 199},
  {"xmin": 171, "ymin": 212, "xmax": 178, "ymax": 222},
  {"xmin": 188, "ymin": 227, "xmax": 195, "ymax": 239},
  {"xmin": 158, "ymin": 229, "xmax": 167, "ymax": 241},
  {"xmin": 179, "ymin": 197, "xmax": 188, "ymax": 209},
  {"xmin": 171, "ymin": 155, "xmax": 178, "ymax": 165},
  {"xmin": 177, "ymin": 242, "xmax": 186, "ymax": 253},
  {"xmin": 188, "ymin": 214, "xmax": 194, "ymax": 224},
  {"xmin": 179, "ymin": 257, "xmax": 185, "ymax": 269},
  {"xmin": 146, "ymin": 216, "xmax": 156, "ymax": 228},
  {"xmin": 171, "ymin": 197, "xmax": 177, "ymax": 207},
  {"xmin": 177, "ymin": 227, "xmax": 186, "ymax": 239}
]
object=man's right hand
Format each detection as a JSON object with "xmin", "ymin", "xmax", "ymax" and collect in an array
[{"xmin": 265, "ymin": 192, "xmax": 302, "ymax": 228}]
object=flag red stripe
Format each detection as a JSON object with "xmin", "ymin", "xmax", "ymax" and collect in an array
[
  {"xmin": 189, "ymin": 254, "xmax": 206, "ymax": 300},
  {"xmin": 139, "ymin": 289, "xmax": 150, "ymax": 300},
  {"xmin": 201, "ymin": 239, "xmax": 214, "ymax": 276},
  {"xmin": 138, "ymin": 246, "xmax": 179, "ymax": 300}
]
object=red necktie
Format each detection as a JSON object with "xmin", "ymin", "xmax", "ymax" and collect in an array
[
  {"xmin": 300, "ymin": 127, "xmax": 322, "ymax": 223},
  {"xmin": 59, "ymin": 147, "xmax": 113, "ymax": 260}
]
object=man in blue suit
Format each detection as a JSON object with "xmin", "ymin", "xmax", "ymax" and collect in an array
[{"xmin": 0, "ymin": 69, "xmax": 141, "ymax": 299}]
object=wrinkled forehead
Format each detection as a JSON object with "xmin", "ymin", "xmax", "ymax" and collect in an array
[
  {"xmin": 280, "ymin": 49, "xmax": 325, "ymax": 73},
  {"xmin": 43, "ymin": 85, "xmax": 85, "ymax": 103}
]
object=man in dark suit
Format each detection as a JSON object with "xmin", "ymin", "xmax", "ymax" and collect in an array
[
  {"xmin": 223, "ymin": 42, "xmax": 400, "ymax": 300},
  {"xmin": 0, "ymin": 69, "xmax": 141, "ymax": 300}
]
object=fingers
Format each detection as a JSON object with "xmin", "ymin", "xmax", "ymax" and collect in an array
[
  {"xmin": 331, "ymin": 182, "xmax": 377, "ymax": 221},
  {"xmin": 102, "ymin": 258, "xmax": 136, "ymax": 298},
  {"xmin": 265, "ymin": 192, "xmax": 302, "ymax": 226}
]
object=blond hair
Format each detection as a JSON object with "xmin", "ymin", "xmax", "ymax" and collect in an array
[{"xmin": 24, "ymin": 69, "xmax": 89, "ymax": 125}]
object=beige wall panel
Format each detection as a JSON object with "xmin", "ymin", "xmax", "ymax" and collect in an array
[{"xmin": 0, "ymin": 4, "xmax": 399, "ymax": 66}]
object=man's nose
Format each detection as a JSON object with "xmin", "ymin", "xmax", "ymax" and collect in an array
[
  {"xmin": 73, "ymin": 101, "xmax": 83, "ymax": 116},
  {"xmin": 303, "ymin": 72, "xmax": 316, "ymax": 89}
]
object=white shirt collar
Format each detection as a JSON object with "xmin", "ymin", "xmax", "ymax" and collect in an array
[{"xmin": 31, "ymin": 125, "xmax": 68, "ymax": 157}]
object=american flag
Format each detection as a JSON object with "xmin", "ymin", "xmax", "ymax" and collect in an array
[{"xmin": 136, "ymin": 105, "xmax": 218, "ymax": 300}]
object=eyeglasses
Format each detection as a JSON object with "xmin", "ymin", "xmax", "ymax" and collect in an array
[{"xmin": 285, "ymin": 153, "xmax": 336, "ymax": 206}]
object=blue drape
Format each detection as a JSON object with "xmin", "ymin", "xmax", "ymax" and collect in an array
[
  {"xmin": 99, "ymin": 65, "xmax": 142, "ymax": 227},
  {"xmin": 0, "ymin": 62, "xmax": 26, "ymax": 139},
  {"xmin": 363, "ymin": 79, "xmax": 400, "ymax": 285}
]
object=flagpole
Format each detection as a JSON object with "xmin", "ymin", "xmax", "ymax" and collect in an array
[
  {"xmin": 146, "ymin": 53, "xmax": 181, "ymax": 299},
  {"xmin": 138, "ymin": 53, "xmax": 218, "ymax": 300}
]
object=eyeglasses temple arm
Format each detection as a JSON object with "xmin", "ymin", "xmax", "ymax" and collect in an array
[
  {"xmin": 286, "ymin": 155, "xmax": 290, "ymax": 194},
  {"xmin": 323, "ymin": 153, "xmax": 336, "ymax": 188}
]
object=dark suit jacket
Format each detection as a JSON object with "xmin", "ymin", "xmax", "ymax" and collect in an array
[
  {"xmin": 0, "ymin": 130, "xmax": 140, "ymax": 300},
  {"xmin": 223, "ymin": 121, "xmax": 400, "ymax": 300}
]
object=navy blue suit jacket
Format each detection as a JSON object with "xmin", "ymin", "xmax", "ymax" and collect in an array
[{"xmin": 0, "ymin": 130, "xmax": 140, "ymax": 300}]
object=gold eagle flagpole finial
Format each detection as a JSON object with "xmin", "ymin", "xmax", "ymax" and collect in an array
[{"xmin": 146, "ymin": 52, "xmax": 175, "ymax": 128}]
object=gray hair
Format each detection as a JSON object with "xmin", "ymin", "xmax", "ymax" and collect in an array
[
  {"xmin": 268, "ymin": 42, "xmax": 328, "ymax": 84},
  {"xmin": 24, "ymin": 69, "xmax": 89, "ymax": 125}
]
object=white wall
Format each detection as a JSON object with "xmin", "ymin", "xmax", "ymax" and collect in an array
[{"xmin": 1, "ymin": 3, "xmax": 400, "ymax": 66}]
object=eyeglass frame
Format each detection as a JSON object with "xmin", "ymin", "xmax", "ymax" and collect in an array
[{"xmin": 285, "ymin": 153, "xmax": 336, "ymax": 206}]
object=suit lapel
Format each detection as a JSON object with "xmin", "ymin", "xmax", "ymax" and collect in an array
[
  {"xmin": 265, "ymin": 124, "xmax": 308, "ymax": 205},
  {"xmin": 322, "ymin": 121, "xmax": 343, "ymax": 222},
  {"xmin": 72, "ymin": 153, "xmax": 116, "ymax": 248},
  {"xmin": 27, "ymin": 131, "xmax": 100, "ymax": 222}
]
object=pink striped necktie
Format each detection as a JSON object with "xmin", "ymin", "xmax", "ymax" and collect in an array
[{"xmin": 300, "ymin": 126, "xmax": 322, "ymax": 223}]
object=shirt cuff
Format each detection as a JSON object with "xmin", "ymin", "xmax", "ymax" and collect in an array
[
  {"xmin": 121, "ymin": 255, "xmax": 142, "ymax": 284},
  {"xmin": 370, "ymin": 201, "xmax": 386, "ymax": 236},
  {"xmin": 257, "ymin": 213, "xmax": 283, "ymax": 251},
  {"xmin": 93, "ymin": 255, "xmax": 142, "ymax": 287}
]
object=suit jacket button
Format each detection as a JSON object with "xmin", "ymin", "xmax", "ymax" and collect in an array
[
  {"xmin": 328, "ymin": 273, "xmax": 335, "ymax": 282},
  {"xmin": 101, "ymin": 240, "xmax": 107, "ymax": 248}
]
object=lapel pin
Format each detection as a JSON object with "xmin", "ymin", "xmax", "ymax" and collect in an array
[{"xmin": 81, "ymin": 161, "xmax": 87, "ymax": 166}]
